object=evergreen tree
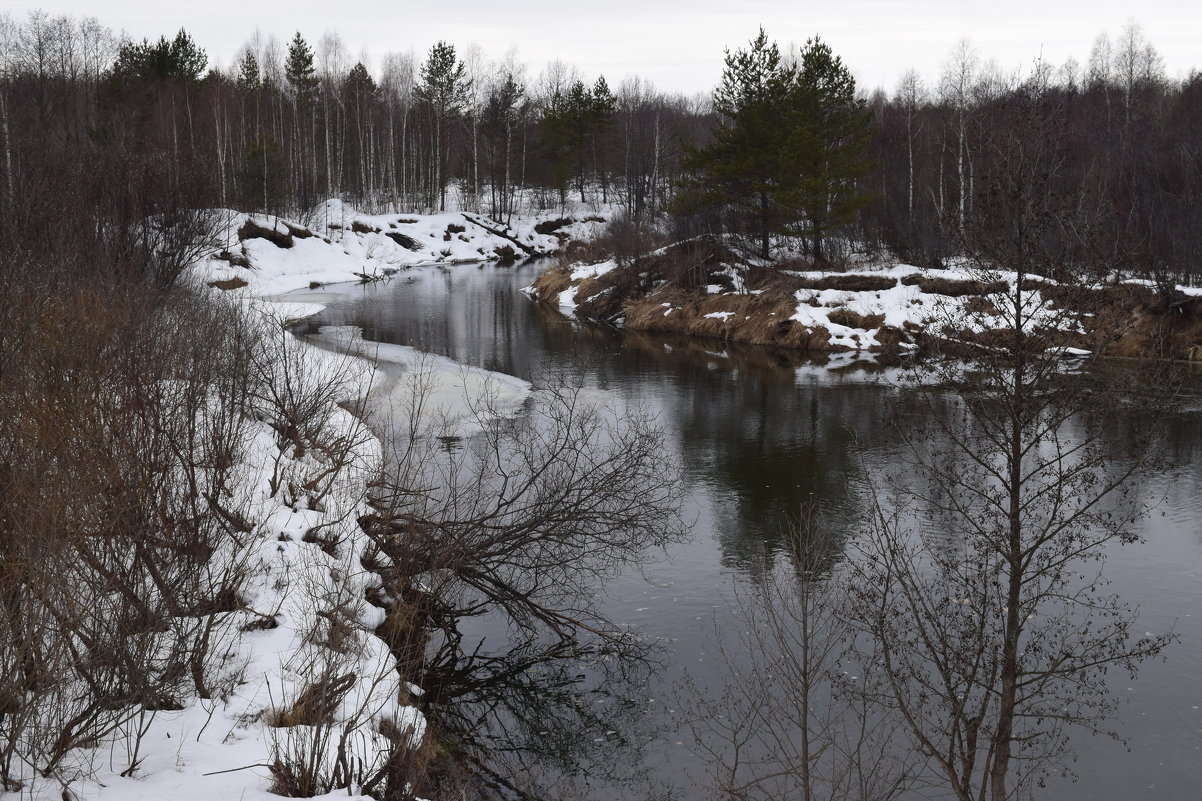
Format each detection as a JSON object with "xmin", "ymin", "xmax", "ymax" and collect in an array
[
  {"xmin": 676, "ymin": 29, "xmax": 873, "ymax": 262},
  {"xmin": 677, "ymin": 28, "xmax": 796, "ymax": 259},
  {"xmin": 236, "ymin": 50, "xmax": 260, "ymax": 91},
  {"xmin": 591, "ymin": 76, "xmax": 617, "ymax": 202},
  {"xmin": 111, "ymin": 28, "xmax": 207, "ymax": 83},
  {"xmin": 780, "ymin": 38, "xmax": 875, "ymax": 261},
  {"xmin": 416, "ymin": 41, "xmax": 471, "ymax": 210},
  {"xmin": 284, "ymin": 32, "xmax": 318, "ymax": 99},
  {"xmin": 169, "ymin": 29, "xmax": 207, "ymax": 82},
  {"xmin": 237, "ymin": 134, "xmax": 287, "ymax": 211}
]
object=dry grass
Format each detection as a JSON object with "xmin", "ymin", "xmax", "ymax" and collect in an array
[
  {"xmin": 535, "ymin": 217, "xmax": 573, "ymax": 235},
  {"xmin": 385, "ymin": 231, "xmax": 422, "ymax": 251},
  {"xmin": 208, "ymin": 277, "xmax": 248, "ymax": 291},
  {"xmin": 795, "ymin": 274, "xmax": 899, "ymax": 292},
  {"xmin": 827, "ymin": 308, "xmax": 886, "ymax": 329},
  {"xmin": 214, "ymin": 248, "xmax": 251, "ymax": 268},
  {"xmin": 528, "ymin": 263, "xmax": 574, "ymax": 301},
  {"xmin": 238, "ymin": 219, "xmax": 293, "ymax": 249},
  {"xmin": 900, "ymin": 274, "xmax": 1007, "ymax": 296},
  {"xmin": 270, "ymin": 672, "xmax": 357, "ymax": 728},
  {"xmin": 623, "ymin": 289, "xmax": 836, "ymax": 351}
]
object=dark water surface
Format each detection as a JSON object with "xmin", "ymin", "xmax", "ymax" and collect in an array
[{"xmin": 299, "ymin": 261, "xmax": 1202, "ymax": 800}]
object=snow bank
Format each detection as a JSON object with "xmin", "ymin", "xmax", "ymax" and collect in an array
[{"xmin": 192, "ymin": 200, "xmax": 611, "ymax": 298}]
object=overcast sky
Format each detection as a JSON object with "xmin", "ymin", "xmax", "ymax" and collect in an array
[{"xmin": 10, "ymin": 0, "xmax": 1201, "ymax": 95}]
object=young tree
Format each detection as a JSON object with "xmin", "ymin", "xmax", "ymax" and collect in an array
[
  {"xmin": 779, "ymin": 37, "xmax": 875, "ymax": 261},
  {"xmin": 677, "ymin": 28, "xmax": 796, "ymax": 259},
  {"xmin": 415, "ymin": 40, "xmax": 470, "ymax": 210},
  {"xmin": 591, "ymin": 75, "xmax": 616, "ymax": 202},
  {"xmin": 235, "ymin": 49, "xmax": 260, "ymax": 91},
  {"xmin": 843, "ymin": 84, "xmax": 1174, "ymax": 801},
  {"xmin": 284, "ymin": 32, "xmax": 317, "ymax": 98}
]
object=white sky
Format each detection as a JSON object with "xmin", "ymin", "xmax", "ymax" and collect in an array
[{"xmin": 12, "ymin": 0, "xmax": 1201, "ymax": 96}]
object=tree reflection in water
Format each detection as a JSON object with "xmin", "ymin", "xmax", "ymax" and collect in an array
[{"xmin": 359, "ymin": 365, "xmax": 686, "ymax": 799}]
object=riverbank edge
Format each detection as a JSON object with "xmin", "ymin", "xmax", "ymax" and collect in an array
[
  {"xmin": 30, "ymin": 204, "xmax": 596, "ymax": 801},
  {"xmin": 525, "ymin": 245, "xmax": 1202, "ymax": 362}
]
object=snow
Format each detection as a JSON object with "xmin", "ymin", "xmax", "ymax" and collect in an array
[
  {"xmin": 12, "ymin": 202, "xmax": 582, "ymax": 801},
  {"xmin": 191, "ymin": 200, "xmax": 603, "ymax": 298},
  {"xmin": 311, "ymin": 325, "xmax": 533, "ymax": 439}
]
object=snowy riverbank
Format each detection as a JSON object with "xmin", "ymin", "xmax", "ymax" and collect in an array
[
  {"xmin": 527, "ymin": 240, "xmax": 1202, "ymax": 361},
  {"xmin": 7, "ymin": 203, "xmax": 598, "ymax": 801}
]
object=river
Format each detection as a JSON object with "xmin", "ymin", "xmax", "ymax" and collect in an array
[{"xmin": 295, "ymin": 260, "xmax": 1202, "ymax": 801}]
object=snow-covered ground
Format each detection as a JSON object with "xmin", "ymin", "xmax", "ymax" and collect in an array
[
  {"xmin": 7, "ymin": 203, "xmax": 599, "ymax": 801},
  {"xmin": 533, "ymin": 258, "xmax": 1105, "ymax": 355},
  {"xmin": 192, "ymin": 199, "xmax": 608, "ymax": 298}
]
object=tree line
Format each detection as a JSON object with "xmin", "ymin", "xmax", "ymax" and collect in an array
[{"xmin": 1, "ymin": 13, "xmax": 1199, "ymax": 279}]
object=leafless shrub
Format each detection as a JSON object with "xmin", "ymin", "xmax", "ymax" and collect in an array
[{"xmin": 0, "ymin": 261, "xmax": 262, "ymax": 788}]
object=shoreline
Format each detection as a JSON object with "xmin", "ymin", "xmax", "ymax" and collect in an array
[{"xmin": 526, "ymin": 246, "xmax": 1202, "ymax": 363}]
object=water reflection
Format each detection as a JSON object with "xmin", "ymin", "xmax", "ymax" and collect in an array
[{"xmin": 299, "ymin": 262, "xmax": 1202, "ymax": 801}]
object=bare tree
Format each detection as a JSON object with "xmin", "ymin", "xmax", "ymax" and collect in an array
[
  {"xmin": 841, "ymin": 82, "xmax": 1176, "ymax": 801},
  {"xmin": 681, "ymin": 503, "xmax": 911, "ymax": 801}
]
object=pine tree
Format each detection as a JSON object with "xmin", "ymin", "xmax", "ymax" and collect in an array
[
  {"xmin": 416, "ymin": 41, "xmax": 470, "ymax": 210},
  {"xmin": 779, "ymin": 37, "xmax": 875, "ymax": 261},
  {"xmin": 677, "ymin": 28, "xmax": 796, "ymax": 259},
  {"xmin": 111, "ymin": 28, "xmax": 207, "ymax": 83},
  {"xmin": 675, "ymin": 29, "xmax": 873, "ymax": 262},
  {"xmin": 284, "ymin": 32, "xmax": 318, "ymax": 99},
  {"xmin": 236, "ymin": 51, "xmax": 260, "ymax": 91},
  {"xmin": 591, "ymin": 76, "xmax": 617, "ymax": 202},
  {"xmin": 169, "ymin": 29, "xmax": 207, "ymax": 82}
]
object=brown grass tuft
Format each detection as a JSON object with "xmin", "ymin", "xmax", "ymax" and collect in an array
[
  {"xmin": 270, "ymin": 672, "xmax": 357, "ymax": 728},
  {"xmin": 529, "ymin": 265, "xmax": 574, "ymax": 302},
  {"xmin": 535, "ymin": 218, "xmax": 573, "ymax": 235},
  {"xmin": 795, "ymin": 274, "xmax": 898, "ymax": 292},
  {"xmin": 208, "ymin": 277, "xmax": 248, "ymax": 291},
  {"xmin": 214, "ymin": 249, "xmax": 251, "ymax": 268},
  {"xmin": 900, "ymin": 274, "xmax": 1006, "ymax": 296},
  {"xmin": 238, "ymin": 219, "xmax": 294, "ymax": 249},
  {"xmin": 827, "ymin": 308, "xmax": 885, "ymax": 329},
  {"xmin": 385, "ymin": 231, "xmax": 422, "ymax": 251}
]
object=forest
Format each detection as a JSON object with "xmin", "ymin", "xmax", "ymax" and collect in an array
[
  {"xmin": 2, "ymin": 10, "xmax": 1201, "ymax": 801},
  {"xmin": 2, "ymin": 13, "xmax": 1200, "ymax": 282}
]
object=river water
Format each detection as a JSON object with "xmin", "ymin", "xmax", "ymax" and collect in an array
[{"xmin": 297, "ymin": 260, "xmax": 1202, "ymax": 800}]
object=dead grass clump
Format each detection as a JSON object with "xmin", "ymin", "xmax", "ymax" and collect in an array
[
  {"xmin": 827, "ymin": 308, "xmax": 885, "ymax": 329},
  {"xmin": 964, "ymin": 295, "xmax": 1000, "ymax": 316},
  {"xmin": 745, "ymin": 266, "xmax": 806, "ymax": 295},
  {"xmin": 284, "ymin": 223, "xmax": 315, "ymax": 239},
  {"xmin": 622, "ymin": 290, "xmax": 836, "ymax": 352},
  {"xmin": 271, "ymin": 672, "xmax": 357, "ymax": 728},
  {"xmin": 529, "ymin": 265, "xmax": 574, "ymax": 301},
  {"xmin": 795, "ymin": 274, "xmax": 898, "ymax": 292},
  {"xmin": 442, "ymin": 223, "xmax": 466, "ymax": 241},
  {"xmin": 901, "ymin": 274, "xmax": 1006, "ymax": 296},
  {"xmin": 209, "ymin": 277, "xmax": 248, "ymax": 291},
  {"xmin": 575, "ymin": 263, "xmax": 651, "ymax": 320},
  {"xmin": 238, "ymin": 219, "xmax": 294, "ymax": 249},
  {"xmin": 640, "ymin": 237, "xmax": 742, "ymax": 290},
  {"xmin": 215, "ymin": 249, "xmax": 251, "ymax": 268},
  {"xmin": 385, "ymin": 231, "xmax": 422, "ymax": 251},
  {"xmin": 535, "ymin": 218, "xmax": 573, "ymax": 235},
  {"xmin": 351, "ymin": 221, "xmax": 380, "ymax": 235}
]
